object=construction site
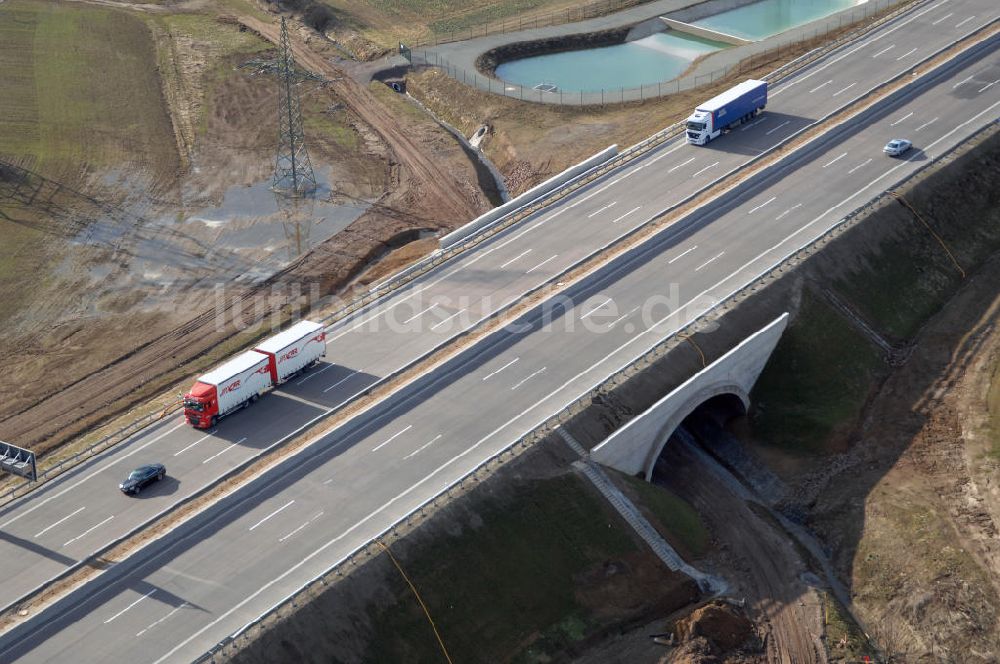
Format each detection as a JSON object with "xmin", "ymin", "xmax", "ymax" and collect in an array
[{"xmin": 1, "ymin": 0, "xmax": 998, "ymax": 662}]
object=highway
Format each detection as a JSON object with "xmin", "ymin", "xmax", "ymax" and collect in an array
[{"xmin": 0, "ymin": 1, "xmax": 996, "ymax": 660}]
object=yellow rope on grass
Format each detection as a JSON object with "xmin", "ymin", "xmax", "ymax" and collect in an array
[{"xmin": 376, "ymin": 539, "xmax": 453, "ymax": 664}]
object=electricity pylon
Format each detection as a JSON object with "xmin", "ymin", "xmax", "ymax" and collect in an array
[{"xmin": 273, "ymin": 17, "xmax": 316, "ymax": 196}]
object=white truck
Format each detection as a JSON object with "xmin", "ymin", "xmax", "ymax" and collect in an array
[
  {"xmin": 685, "ymin": 79, "xmax": 768, "ymax": 145},
  {"xmin": 183, "ymin": 320, "xmax": 327, "ymax": 428}
]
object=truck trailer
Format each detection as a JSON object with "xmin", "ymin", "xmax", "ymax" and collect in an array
[
  {"xmin": 685, "ymin": 79, "xmax": 768, "ymax": 145},
  {"xmin": 183, "ymin": 320, "xmax": 327, "ymax": 428}
]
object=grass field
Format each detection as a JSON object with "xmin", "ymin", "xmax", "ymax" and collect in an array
[
  {"xmin": 362, "ymin": 474, "xmax": 641, "ymax": 663},
  {"xmin": 750, "ymin": 290, "xmax": 884, "ymax": 454},
  {"xmin": 620, "ymin": 473, "xmax": 709, "ymax": 559},
  {"xmin": 0, "ymin": 0, "xmax": 177, "ymax": 181},
  {"xmin": 324, "ymin": 0, "xmax": 617, "ymax": 47}
]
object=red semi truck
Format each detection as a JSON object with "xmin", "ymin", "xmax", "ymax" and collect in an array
[{"xmin": 183, "ymin": 320, "xmax": 327, "ymax": 428}]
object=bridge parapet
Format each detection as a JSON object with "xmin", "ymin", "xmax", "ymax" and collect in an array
[{"xmin": 591, "ymin": 314, "xmax": 788, "ymax": 479}]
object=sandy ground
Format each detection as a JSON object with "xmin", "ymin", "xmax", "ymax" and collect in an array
[
  {"xmin": 806, "ymin": 254, "xmax": 1000, "ymax": 661},
  {"xmin": 0, "ymin": 3, "xmax": 489, "ymax": 452}
]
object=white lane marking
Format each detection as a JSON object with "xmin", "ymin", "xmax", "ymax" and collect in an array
[
  {"xmin": 931, "ymin": 12, "xmax": 953, "ymax": 25},
  {"xmin": 150, "ymin": 96, "xmax": 1000, "ymax": 664},
  {"xmin": 500, "ymin": 249, "xmax": 532, "ymax": 268},
  {"xmin": 403, "ymin": 435, "xmax": 443, "ymax": 460},
  {"xmin": 667, "ymin": 245, "xmax": 697, "ymax": 264},
  {"xmin": 832, "ymin": 82, "xmax": 856, "ymax": 97},
  {"xmin": 202, "ymin": 438, "xmax": 245, "ymax": 465},
  {"xmin": 323, "ymin": 370, "xmax": 359, "ymax": 394},
  {"xmin": 402, "ymin": 304, "xmax": 437, "ymax": 324},
  {"xmin": 747, "ymin": 197, "xmax": 776, "ymax": 214},
  {"xmin": 581, "ymin": 298, "xmax": 612, "ymax": 319},
  {"xmin": 914, "ymin": 117, "xmax": 938, "ymax": 132},
  {"xmin": 35, "ymin": 506, "xmax": 85, "ymax": 538},
  {"xmin": 0, "ymin": 420, "xmax": 186, "ymax": 530},
  {"xmin": 667, "ymin": 157, "xmax": 696, "ymax": 173},
  {"xmin": 691, "ymin": 161, "xmax": 719, "ymax": 177},
  {"xmin": 611, "ymin": 206, "xmax": 642, "ymax": 224},
  {"xmin": 136, "ymin": 603, "xmax": 188, "ymax": 637},
  {"xmin": 740, "ymin": 117, "xmax": 767, "ymax": 132},
  {"xmin": 775, "ymin": 204, "xmax": 803, "ymax": 221},
  {"xmin": 607, "ymin": 306, "xmax": 639, "ymax": 328},
  {"xmin": 482, "ymin": 357, "xmax": 519, "ymax": 381},
  {"xmin": 372, "ymin": 425, "xmax": 413, "ymax": 452},
  {"xmin": 872, "ymin": 44, "xmax": 895, "ymax": 57},
  {"xmin": 295, "ymin": 362, "xmax": 334, "ymax": 385},
  {"xmin": 808, "ymin": 80, "xmax": 832, "ymax": 93},
  {"xmin": 431, "ymin": 308, "xmax": 466, "ymax": 331},
  {"xmin": 823, "ymin": 152, "xmax": 847, "ymax": 168},
  {"xmin": 526, "ymin": 254, "xmax": 558, "ymax": 274},
  {"xmin": 890, "ymin": 111, "xmax": 913, "ymax": 126},
  {"xmin": 978, "ymin": 79, "xmax": 999, "ymax": 93},
  {"xmin": 848, "ymin": 158, "xmax": 873, "ymax": 175},
  {"xmin": 249, "ymin": 500, "xmax": 296, "ymax": 532},
  {"xmin": 695, "ymin": 251, "xmax": 725, "ymax": 272},
  {"xmin": 174, "ymin": 430, "xmax": 217, "ymax": 457},
  {"xmin": 773, "ymin": 1, "xmax": 949, "ymax": 94},
  {"xmin": 953, "ymin": 74, "xmax": 974, "ymax": 88},
  {"xmin": 104, "ymin": 589, "xmax": 156, "ymax": 624},
  {"xmin": 765, "ymin": 120, "xmax": 791, "ymax": 136},
  {"xmin": 895, "ymin": 47, "xmax": 917, "ymax": 61},
  {"xmin": 587, "ymin": 201, "xmax": 618, "ymax": 218},
  {"xmin": 955, "ymin": 15, "xmax": 975, "ymax": 28},
  {"xmin": 510, "ymin": 368, "xmax": 547, "ymax": 391},
  {"xmin": 64, "ymin": 515, "xmax": 114, "ymax": 548},
  {"xmin": 279, "ymin": 512, "xmax": 325, "ymax": 543}
]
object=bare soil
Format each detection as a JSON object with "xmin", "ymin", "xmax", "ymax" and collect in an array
[{"xmin": 0, "ymin": 2, "xmax": 490, "ymax": 453}]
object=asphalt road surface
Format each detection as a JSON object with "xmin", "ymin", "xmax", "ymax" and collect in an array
[{"xmin": 0, "ymin": 2, "xmax": 996, "ymax": 661}]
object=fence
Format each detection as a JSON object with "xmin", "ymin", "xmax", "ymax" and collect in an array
[
  {"xmin": 413, "ymin": 0, "xmax": 653, "ymax": 48},
  {"xmin": 406, "ymin": 0, "xmax": 900, "ymax": 106}
]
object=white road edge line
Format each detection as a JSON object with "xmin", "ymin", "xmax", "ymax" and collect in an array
[
  {"xmin": 152, "ymin": 85, "xmax": 1000, "ymax": 664},
  {"xmin": 0, "ymin": 420, "xmax": 187, "ymax": 530}
]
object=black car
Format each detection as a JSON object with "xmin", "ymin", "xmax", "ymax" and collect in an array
[{"xmin": 120, "ymin": 463, "xmax": 166, "ymax": 495}]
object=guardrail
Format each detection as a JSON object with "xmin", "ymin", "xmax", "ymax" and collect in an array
[
  {"xmin": 0, "ymin": 403, "xmax": 181, "ymax": 506},
  {"xmin": 193, "ymin": 8, "xmax": 1000, "ymax": 661},
  {"xmin": 406, "ymin": 0, "xmax": 908, "ymax": 106},
  {"xmin": 0, "ymin": 0, "xmax": 929, "ymax": 514}
]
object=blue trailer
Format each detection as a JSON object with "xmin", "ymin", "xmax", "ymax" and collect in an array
[{"xmin": 685, "ymin": 79, "xmax": 768, "ymax": 145}]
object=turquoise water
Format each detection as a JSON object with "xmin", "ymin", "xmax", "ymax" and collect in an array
[
  {"xmin": 492, "ymin": 0, "xmax": 869, "ymax": 93},
  {"xmin": 494, "ymin": 32, "xmax": 723, "ymax": 93},
  {"xmin": 694, "ymin": 0, "xmax": 867, "ymax": 40}
]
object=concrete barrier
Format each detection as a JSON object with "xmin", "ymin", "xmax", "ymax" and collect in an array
[
  {"xmin": 591, "ymin": 314, "xmax": 788, "ymax": 478},
  {"xmin": 660, "ymin": 18, "xmax": 750, "ymax": 46},
  {"xmin": 439, "ymin": 144, "xmax": 619, "ymax": 249}
]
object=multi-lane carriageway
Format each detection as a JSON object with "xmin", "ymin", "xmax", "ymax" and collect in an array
[{"xmin": 1, "ymin": 1, "xmax": 998, "ymax": 661}]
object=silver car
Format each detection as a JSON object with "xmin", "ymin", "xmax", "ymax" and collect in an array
[{"xmin": 883, "ymin": 138, "xmax": 912, "ymax": 157}]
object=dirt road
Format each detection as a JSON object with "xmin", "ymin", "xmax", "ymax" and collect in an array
[
  {"xmin": 237, "ymin": 14, "xmax": 479, "ymax": 223},
  {"xmin": 657, "ymin": 432, "xmax": 826, "ymax": 664}
]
